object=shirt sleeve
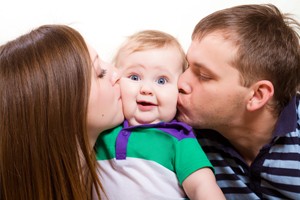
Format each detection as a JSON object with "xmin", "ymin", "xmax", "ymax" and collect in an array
[{"xmin": 174, "ymin": 136, "xmax": 213, "ymax": 185}]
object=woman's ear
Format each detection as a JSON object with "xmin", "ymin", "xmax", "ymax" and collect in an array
[{"xmin": 246, "ymin": 80, "xmax": 274, "ymax": 111}]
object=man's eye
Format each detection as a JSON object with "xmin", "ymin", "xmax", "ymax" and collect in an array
[
  {"xmin": 157, "ymin": 77, "xmax": 167, "ymax": 85},
  {"xmin": 199, "ymin": 74, "xmax": 211, "ymax": 81},
  {"xmin": 129, "ymin": 75, "xmax": 140, "ymax": 81}
]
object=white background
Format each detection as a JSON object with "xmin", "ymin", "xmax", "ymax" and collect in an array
[{"xmin": 1, "ymin": 0, "xmax": 300, "ymax": 62}]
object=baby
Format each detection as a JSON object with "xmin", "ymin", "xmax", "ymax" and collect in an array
[{"xmin": 95, "ymin": 30, "xmax": 225, "ymax": 200}]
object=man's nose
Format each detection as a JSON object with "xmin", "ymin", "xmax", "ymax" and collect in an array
[{"xmin": 178, "ymin": 69, "xmax": 192, "ymax": 94}]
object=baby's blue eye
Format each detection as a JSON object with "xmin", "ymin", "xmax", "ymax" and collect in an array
[
  {"xmin": 157, "ymin": 77, "xmax": 167, "ymax": 85},
  {"xmin": 129, "ymin": 75, "xmax": 140, "ymax": 81}
]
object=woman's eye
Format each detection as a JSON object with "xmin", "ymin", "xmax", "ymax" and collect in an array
[
  {"xmin": 129, "ymin": 74, "xmax": 140, "ymax": 81},
  {"xmin": 157, "ymin": 77, "xmax": 167, "ymax": 85},
  {"xmin": 98, "ymin": 69, "xmax": 107, "ymax": 78}
]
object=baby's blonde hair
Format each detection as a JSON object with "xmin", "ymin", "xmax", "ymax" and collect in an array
[{"xmin": 113, "ymin": 30, "xmax": 187, "ymax": 70}]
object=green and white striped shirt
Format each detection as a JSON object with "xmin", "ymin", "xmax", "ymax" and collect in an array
[{"xmin": 95, "ymin": 120, "xmax": 213, "ymax": 200}]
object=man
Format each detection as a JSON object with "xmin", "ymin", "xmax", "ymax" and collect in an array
[{"xmin": 177, "ymin": 4, "xmax": 300, "ymax": 199}]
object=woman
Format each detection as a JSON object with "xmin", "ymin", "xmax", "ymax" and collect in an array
[{"xmin": 0, "ymin": 24, "xmax": 124, "ymax": 200}]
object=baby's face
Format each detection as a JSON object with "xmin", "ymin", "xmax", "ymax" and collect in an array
[{"xmin": 118, "ymin": 46, "xmax": 183, "ymax": 126}]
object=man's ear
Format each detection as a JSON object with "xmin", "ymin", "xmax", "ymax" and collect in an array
[{"xmin": 247, "ymin": 80, "xmax": 274, "ymax": 111}]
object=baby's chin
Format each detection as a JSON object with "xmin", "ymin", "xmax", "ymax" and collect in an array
[{"xmin": 128, "ymin": 118, "xmax": 162, "ymax": 127}]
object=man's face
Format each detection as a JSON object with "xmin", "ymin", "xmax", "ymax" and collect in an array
[{"xmin": 177, "ymin": 32, "xmax": 249, "ymax": 131}]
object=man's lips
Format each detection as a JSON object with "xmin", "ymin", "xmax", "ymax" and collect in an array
[
  {"xmin": 177, "ymin": 94, "xmax": 187, "ymax": 109},
  {"xmin": 177, "ymin": 98, "xmax": 183, "ymax": 108},
  {"xmin": 177, "ymin": 98, "xmax": 186, "ymax": 113}
]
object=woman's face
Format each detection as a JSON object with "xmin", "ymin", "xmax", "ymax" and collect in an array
[{"xmin": 87, "ymin": 45, "xmax": 124, "ymax": 142}]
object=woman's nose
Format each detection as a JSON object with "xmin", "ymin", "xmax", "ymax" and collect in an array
[{"xmin": 111, "ymin": 66, "xmax": 121, "ymax": 85}]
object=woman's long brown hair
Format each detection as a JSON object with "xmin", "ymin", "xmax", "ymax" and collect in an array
[{"xmin": 0, "ymin": 25, "xmax": 101, "ymax": 200}]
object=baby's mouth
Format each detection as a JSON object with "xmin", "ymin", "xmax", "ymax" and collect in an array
[
  {"xmin": 137, "ymin": 101, "xmax": 156, "ymax": 111},
  {"xmin": 137, "ymin": 101, "xmax": 155, "ymax": 106}
]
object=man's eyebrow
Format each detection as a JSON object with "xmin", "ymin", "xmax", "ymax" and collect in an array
[
  {"xmin": 190, "ymin": 61, "xmax": 206, "ymax": 70},
  {"xmin": 190, "ymin": 61, "xmax": 217, "ymax": 75}
]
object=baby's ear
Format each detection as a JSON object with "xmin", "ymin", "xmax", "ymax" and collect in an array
[{"xmin": 246, "ymin": 80, "xmax": 274, "ymax": 111}]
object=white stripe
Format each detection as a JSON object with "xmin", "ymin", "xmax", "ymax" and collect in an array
[
  {"xmin": 97, "ymin": 158, "xmax": 186, "ymax": 200},
  {"xmin": 263, "ymin": 159, "xmax": 300, "ymax": 170},
  {"xmin": 261, "ymin": 179, "xmax": 300, "ymax": 199},
  {"xmin": 261, "ymin": 172, "xmax": 300, "ymax": 185}
]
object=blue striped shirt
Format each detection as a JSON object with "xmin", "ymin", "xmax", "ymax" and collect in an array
[{"xmin": 197, "ymin": 95, "xmax": 300, "ymax": 199}]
